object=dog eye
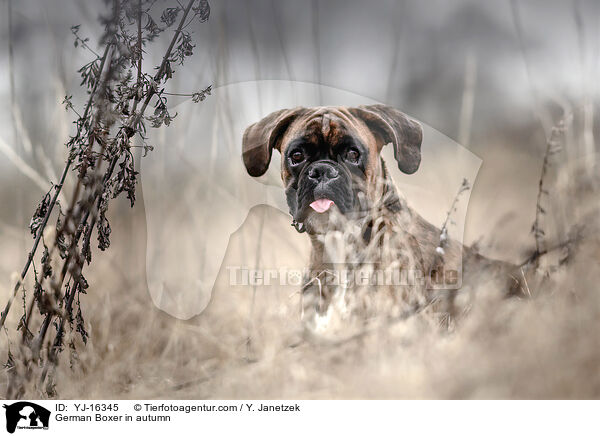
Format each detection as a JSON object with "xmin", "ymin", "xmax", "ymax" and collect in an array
[
  {"xmin": 290, "ymin": 150, "xmax": 305, "ymax": 164},
  {"xmin": 346, "ymin": 148, "xmax": 360, "ymax": 163}
]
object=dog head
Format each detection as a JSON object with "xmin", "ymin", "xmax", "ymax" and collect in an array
[{"xmin": 242, "ymin": 105, "xmax": 423, "ymax": 234}]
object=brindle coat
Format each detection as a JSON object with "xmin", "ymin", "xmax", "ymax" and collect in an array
[{"xmin": 242, "ymin": 105, "xmax": 519, "ymax": 315}]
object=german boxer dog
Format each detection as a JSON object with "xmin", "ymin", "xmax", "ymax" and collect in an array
[{"xmin": 242, "ymin": 105, "xmax": 519, "ymax": 316}]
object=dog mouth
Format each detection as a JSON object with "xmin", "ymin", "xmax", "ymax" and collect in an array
[
  {"xmin": 309, "ymin": 198, "xmax": 335, "ymax": 213},
  {"xmin": 287, "ymin": 161, "xmax": 357, "ymax": 233}
]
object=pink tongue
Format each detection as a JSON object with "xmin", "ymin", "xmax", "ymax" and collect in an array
[{"xmin": 310, "ymin": 198, "xmax": 334, "ymax": 213}]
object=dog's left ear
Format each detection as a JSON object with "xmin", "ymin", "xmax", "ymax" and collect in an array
[
  {"xmin": 349, "ymin": 104, "xmax": 423, "ymax": 174},
  {"xmin": 242, "ymin": 107, "xmax": 307, "ymax": 177}
]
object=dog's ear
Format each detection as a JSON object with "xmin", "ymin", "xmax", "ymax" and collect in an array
[
  {"xmin": 349, "ymin": 104, "xmax": 422, "ymax": 174},
  {"xmin": 242, "ymin": 107, "xmax": 306, "ymax": 177}
]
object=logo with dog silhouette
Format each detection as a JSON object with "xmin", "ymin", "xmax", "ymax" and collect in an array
[{"xmin": 3, "ymin": 402, "xmax": 50, "ymax": 433}]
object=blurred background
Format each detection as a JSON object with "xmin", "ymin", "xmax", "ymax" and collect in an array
[
  {"xmin": 2, "ymin": 0, "xmax": 598, "ymax": 261},
  {"xmin": 0, "ymin": 0, "xmax": 599, "ymax": 398}
]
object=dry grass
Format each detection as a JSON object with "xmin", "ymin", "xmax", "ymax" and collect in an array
[
  {"xmin": 2, "ymin": 151, "xmax": 599, "ymax": 399},
  {"xmin": 1, "ymin": 84, "xmax": 599, "ymax": 399},
  {"xmin": 1, "ymin": 1, "xmax": 599, "ymax": 400}
]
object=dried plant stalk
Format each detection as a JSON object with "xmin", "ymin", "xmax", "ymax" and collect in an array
[{"xmin": 2, "ymin": 0, "xmax": 211, "ymax": 397}]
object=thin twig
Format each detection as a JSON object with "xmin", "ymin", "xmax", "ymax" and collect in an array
[
  {"xmin": 38, "ymin": 0, "xmax": 199, "ymax": 384},
  {"xmin": 0, "ymin": 44, "xmax": 111, "ymax": 330},
  {"xmin": 532, "ymin": 119, "xmax": 566, "ymax": 256},
  {"xmin": 135, "ymin": 0, "xmax": 197, "ymax": 121}
]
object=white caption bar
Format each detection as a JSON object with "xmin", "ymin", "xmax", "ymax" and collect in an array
[{"xmin": 1, "ymin": 400, "xmax": 597, "ymax": 435}]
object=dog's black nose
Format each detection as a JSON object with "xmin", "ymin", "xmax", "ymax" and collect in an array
[{"xmin": 308, "ymin": 162, "xmax": 339, "ymax": 182}]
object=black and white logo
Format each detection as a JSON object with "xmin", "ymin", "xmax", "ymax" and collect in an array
[{"xmin": 3, "ymin": 402, "xmax": 50, "ymax": 433}]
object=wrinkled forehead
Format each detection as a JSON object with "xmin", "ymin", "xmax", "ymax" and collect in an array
[{"xmin": 281, "ymin": 107, "xmax": 376, "ymax": 152}]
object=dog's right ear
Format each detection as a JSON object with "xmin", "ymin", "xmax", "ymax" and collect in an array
[{"xmin": 242, "ymin": 108, "xmax": 306, "ymax": 177}]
